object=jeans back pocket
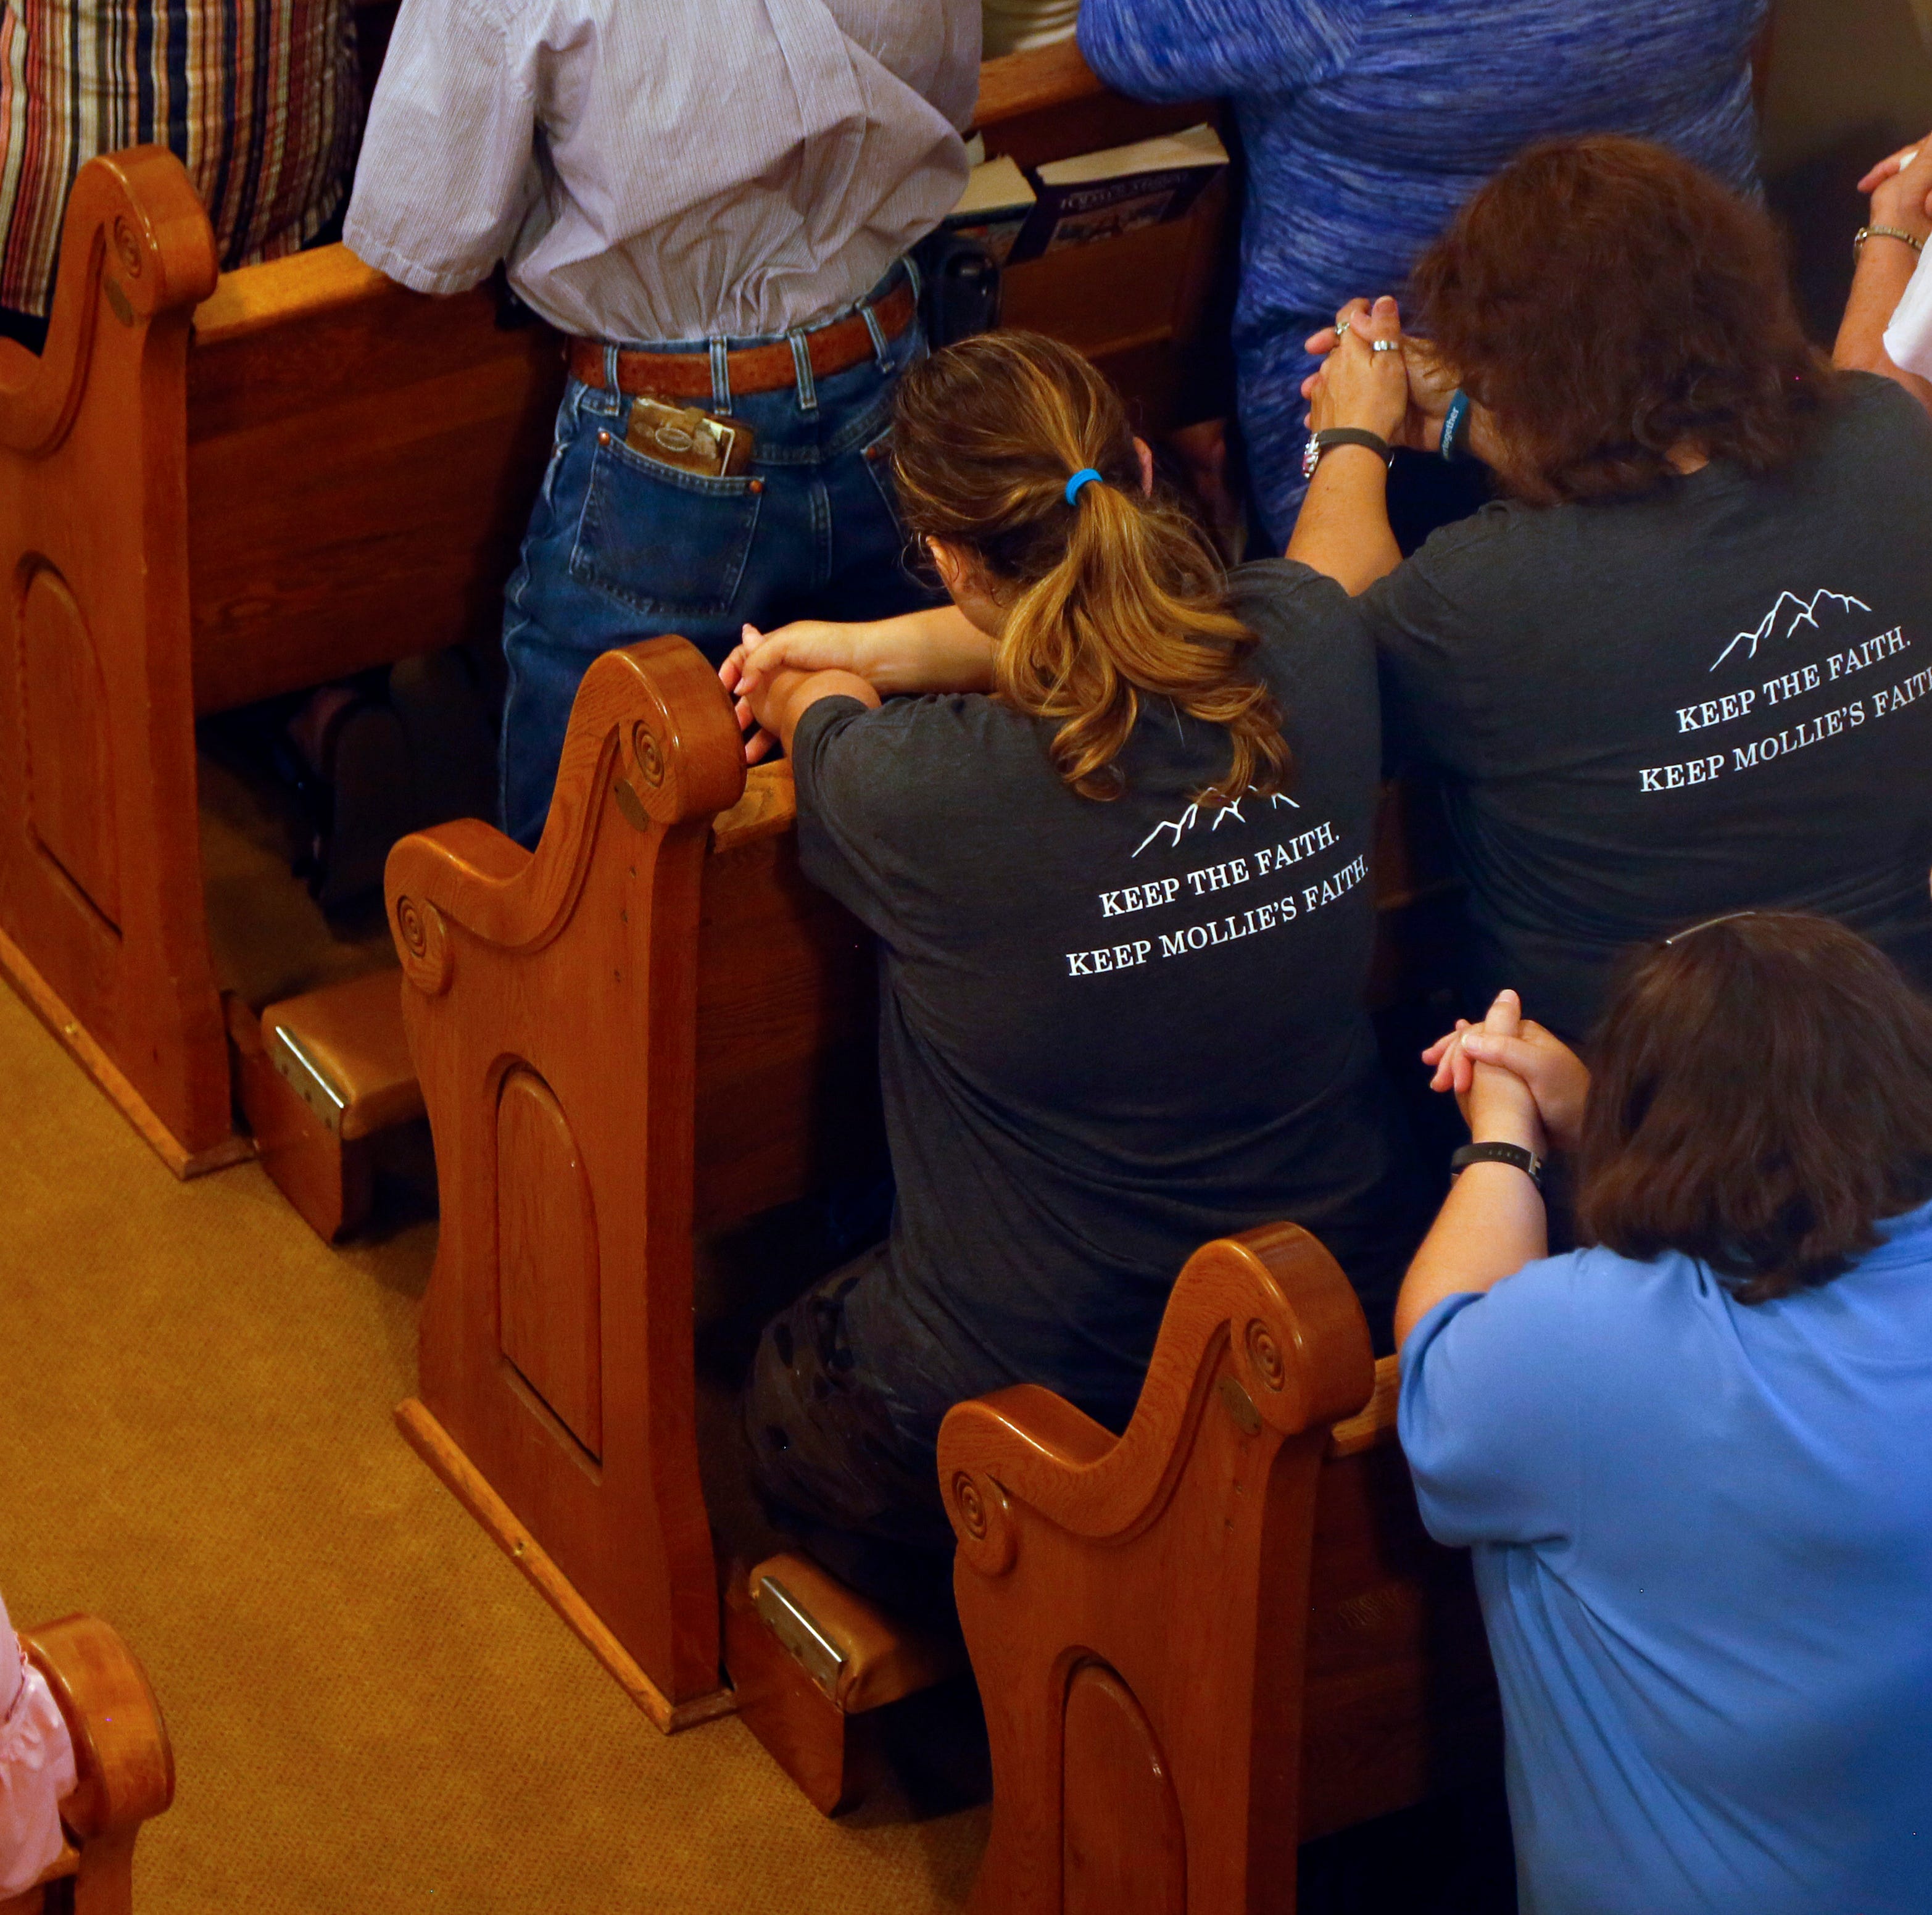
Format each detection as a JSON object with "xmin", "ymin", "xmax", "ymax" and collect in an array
[{"xmin": 568, "ymin": 431, "xmax": 763, "ymax": 618}]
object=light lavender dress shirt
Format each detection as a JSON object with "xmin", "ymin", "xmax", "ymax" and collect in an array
[{"xmin": 344, "ymin": 0, "xmax": 981, "ymax": 344}]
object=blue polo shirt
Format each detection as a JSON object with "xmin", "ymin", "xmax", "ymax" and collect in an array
[{"xmin": 1399, "ymin": 1206, "xmax": 1932, "ymax": 1914}]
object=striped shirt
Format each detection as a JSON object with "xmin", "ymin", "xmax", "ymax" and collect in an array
[
  {"xmin": 343, "ymin": 0, "xmax": 980, "ymax": 344},
  {"xmin": 0, "ymin": 0, "xmax": 360, "ymax": 318}
]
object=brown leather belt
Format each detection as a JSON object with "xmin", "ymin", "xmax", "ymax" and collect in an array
[{"xmin": 567, "ymin": 280, "xmax": 916, "ymax": 401}]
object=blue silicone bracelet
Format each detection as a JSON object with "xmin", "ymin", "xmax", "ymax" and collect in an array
[{"xmin": 1440, "ymin": 389, "xmax": 1472, "ymax": 463}]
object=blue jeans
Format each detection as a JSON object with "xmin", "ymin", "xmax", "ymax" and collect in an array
[{"xmin": 499, "ymin": 269, "xmax": 934, "ymax": 846}]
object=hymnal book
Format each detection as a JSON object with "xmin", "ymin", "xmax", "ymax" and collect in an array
[
  {"xmin": 1007, "ymin": 123, "xmax": 1229, "ymax": 262},
  {"xmin": 941, "ymin": 154, "xmax": 1039, "ymax": 266}
]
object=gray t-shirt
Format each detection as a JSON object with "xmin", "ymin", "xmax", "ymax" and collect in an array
[
  {"xmin": 790, "ymin": 562, "xmax": 1422, "ymax": 1440},
  {"xmin": 1362, "ymin": 372, "xmax": 1932, "ymax": 1039}
]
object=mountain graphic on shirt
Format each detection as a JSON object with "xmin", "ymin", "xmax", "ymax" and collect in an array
[
  {"xmin": 1709, "ymin": 589, "xmax": 1872, "ymax": 672},
  {"xmin": 1131, "ymin": 788, "xmax": 1300, "ymax": 858}
]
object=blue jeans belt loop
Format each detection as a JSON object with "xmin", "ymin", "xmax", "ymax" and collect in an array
[
  {"xmin": 860, "ymin": 297, "xmax": 892, "ymax": 372},
  {"xmin": 602, "ymin": 343, "xmax": 621, "ymax": 402},
  {"xmin": 787, "ymin": 331, "xmax": 819, "ymax": 413},
  {"xmin": 900, "ymin": 250, "xmax": 922, "ymax": 307},
  {"xmin": 709, "ymin": 339, "xmax": 732, "ymax": 415}
]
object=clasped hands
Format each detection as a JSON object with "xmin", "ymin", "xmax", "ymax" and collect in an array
[
  {"xmin": 719, "ymin": 620, "xmax": 873, "ymax": 764},
  {"xmin": 1300, "ymin": 294, "xmax": 1460, "ymax": 455},
  {"xmin": 1421, "ymin": 989, "xmax": 1590, "ymax": 1161}
]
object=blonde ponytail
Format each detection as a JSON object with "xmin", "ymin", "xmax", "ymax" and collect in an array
[{"xmin": 891, "ymin": 331, "xmax": 1289, "ymax": 804}]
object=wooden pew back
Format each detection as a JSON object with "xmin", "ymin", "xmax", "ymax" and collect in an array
[
  {"xmin": 0, "ymin": 42, "xmax": 1232, "ymax": 1176},
  {"xmin": 186, "ymin": 249, "xmax": 562, "ymax": 714},
  {"xmin": 0, "ymin": 146, "xmax": 563, "ymax": 1168},
  {"xmin": 939, "ymin": 1227, "xmax": 1498, "ymax": 1913},
  {"xmin": 387, "ymin": 636, "xmax": 876, "ymax": 1725},
  {"xmin": 974, "ymin": 42, "xmax": 1229, "ymax": 434}
]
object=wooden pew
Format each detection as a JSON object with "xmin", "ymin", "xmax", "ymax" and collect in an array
[
  {"xmin": 0, "ymin": 41, "xmax": 1226, "ymax": 1189},
  {"xmin": 940, "ymin": 1224, "xmax": 1499, "ymax": 1913},
  {"xmin": 0, "ymin": 146, "xmax": 565, "ymax": 1175},
  {"xmin": 974, "ymin": 41, "xmax": 1230, "ymax": 436},
  {"xmin": 388, "ymin": 631, "xmax": 1457, "ymax": 1743},
  {"xmin": 1, "ymin": 1615, "xmax": 175, "ymax": 1915},
  {"xmin": 386, "ymin": 636, "xmax": 877, "ymax": 1727}
]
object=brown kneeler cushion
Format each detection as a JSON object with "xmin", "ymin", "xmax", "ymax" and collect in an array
[
  {"xmin": 747, "ymin": 1553, "xmax": 963, "ymax": 1716},
  {"xmin": 260, "ymin": 967, "xmax": 424, "ymax": 1142}
]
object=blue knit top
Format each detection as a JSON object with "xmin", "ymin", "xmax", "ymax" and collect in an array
[{"xmin": 1077, "ymin": 0, "xmax": 1768, "ymax": 536}]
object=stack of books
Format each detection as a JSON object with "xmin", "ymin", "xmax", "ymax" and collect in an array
[{"xmin": 942, "ymin": 123, "xmax": 1230, "ymax": 265}]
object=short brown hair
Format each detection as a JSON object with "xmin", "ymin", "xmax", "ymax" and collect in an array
[
  {"xmin": 1578, "ymin": 913, "xmax": 1932, "ymax": 1303},
  {"xmin": 891, "ymin": 331, "xmax": 1288, "ymax": 804},
  {"xmin": 1412, "ymin": 136, "xmax": 1833, "ymax": 505}
]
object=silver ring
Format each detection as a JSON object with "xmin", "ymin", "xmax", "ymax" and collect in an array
[
  {"xmin": 1335, "ymin": 316, "xmax": 1352, "ymax": 337},
  {"xmin": 1371, "ymin": 338, "xmax": 1401, "ymax": 354}
]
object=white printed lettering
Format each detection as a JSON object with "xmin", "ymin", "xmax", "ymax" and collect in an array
[
  {"xmin": 1638, "ymin": 754, "xmax": 1723, "ymax": 793},
  {"xmin": 1675, "ymin": 689, "xmax": 1757, "ymax": 734}
]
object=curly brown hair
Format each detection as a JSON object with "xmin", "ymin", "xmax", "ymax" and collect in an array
[
  {"xmin": 1578, "ymin": 913, "xmax": 1932, "ymax": 1304},
  {"xmin": 1412, "ymin": 135, "xmax": 1835, "ymax": 505}
]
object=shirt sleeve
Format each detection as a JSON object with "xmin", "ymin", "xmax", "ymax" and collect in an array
[
  {"xmin": 1397, "ymin": 1255, "xmax": 1588, "ymax": 1550},
  {"xmin": 342, "ymin": 0, "xmax": 542, "ymax": 294},
  {"xmin": 1076, "ymin": 0, "xmax": 1360, "ymax": 102},
  {"xmin": 1883, "ymin": 250, "xmax": 1932, "ymax": 382},
  {"xmin": 931, "ymin": 0, "xmax": 983, "ymax": 132},
  {"xmin": 789, "ymin": 695, "xmax": 917, "ymax": 945},
  {"xmin": 1356, "ymin": 540, "xmax": 1489, "ymax": 777}
]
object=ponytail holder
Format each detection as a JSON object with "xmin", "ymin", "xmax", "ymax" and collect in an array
[{"xmin": 1064, "ymin": 467, "xmax": 1103, "ymax": 505}]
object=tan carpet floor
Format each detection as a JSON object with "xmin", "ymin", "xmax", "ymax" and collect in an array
[{"xmin": 0, "ymin": 978, "xmax": 986, "ymax": 1912}]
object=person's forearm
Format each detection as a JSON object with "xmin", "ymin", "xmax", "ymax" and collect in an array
[
  {"xmin": 1835, "ymin": 241, "xmax": 1932, "ymax": 410},
  {"xmin": 1284, "ymin": 446, "xmax": 1402, "ymax": 594},
  {"xmin": 857, "ymin": 604, "xmax": 997, "ymax": 696},
  {"xmin": 1394, "ymin": 1163, "xmax": 1548, "ymax": 1349},
  {"xmin": 771, "ymin": 670, "xmax": 881, "ymax": 758}
]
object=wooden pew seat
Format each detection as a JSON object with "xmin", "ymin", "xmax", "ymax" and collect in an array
[{"xmin": 0, "ymin": 1616, "xmax": 174, "ymax": 1915}]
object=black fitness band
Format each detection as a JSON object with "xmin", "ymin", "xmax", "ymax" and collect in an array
[
  {"xmin": 1449, "ymin": 1140, "xmax": 1544, "ymax": 1192},
  {"xmin": 1301, "ymin": 426, "xmax": 1393, "ymax": 481}
]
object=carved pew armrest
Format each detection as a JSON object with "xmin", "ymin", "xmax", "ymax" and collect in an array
[
  {"xmin": 20, "ymin": 1616, "xmax": 173, "ymax": 1842},
  {"xmin": 386, "ymin": 638, "xmax": 746, "ymax": 981},
  {"xmin": 939, "ymin": 1223, "xmax": 1377, "ymax": 1560}
]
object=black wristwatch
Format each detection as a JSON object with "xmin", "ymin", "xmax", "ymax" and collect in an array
[
  {"xmin": 1301, "ymin": 426, "xmax": 1393, "ymax": 481},
  {"xmin": 1449, "ymin": 1140, "xmax": 1544, "ymax": 1192}
]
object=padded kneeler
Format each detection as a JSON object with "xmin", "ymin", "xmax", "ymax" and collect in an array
[
  {"xmin": 724, "ymin": 1552, "xmax": 964, "ymax": 1814},
  {"xmin": 227, "ymin": 967, "xmax": 424, "ymax": 1242}
]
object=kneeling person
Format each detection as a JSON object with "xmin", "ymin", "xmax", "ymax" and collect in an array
[{"xmin": 723, "ymin": 331, "xmax": 1425, "ymax": 1601}]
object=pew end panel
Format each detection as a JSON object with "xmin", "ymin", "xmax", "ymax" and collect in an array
[
  {"xmin": 6, "ymin": 1614, "xmax": 175, "ymax": 1915},
  {"xmin": 0, "ymin": 148, "xmax": 239, "ymax": 1171},
  {"xmin": 388, "ymin": 636, "xmax": 879, "ymax": 1727},
  {"xmin": 0, "ymin": 145, "xmax": 566, "ymax": 1176},
  {"xmin": 940, "ymin": 1225, "xmax": 1498, "ymax": 1914}
]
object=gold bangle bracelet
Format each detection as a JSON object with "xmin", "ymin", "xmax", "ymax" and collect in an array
[{"xmin": 1855, "ymin": 223, "xmax": 1927, "ymax": 260}]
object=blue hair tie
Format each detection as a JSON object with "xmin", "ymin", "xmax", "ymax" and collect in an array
[{"xmin": 1064, "ymin": 467, "xmax": 1103, "ymax": 505}]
